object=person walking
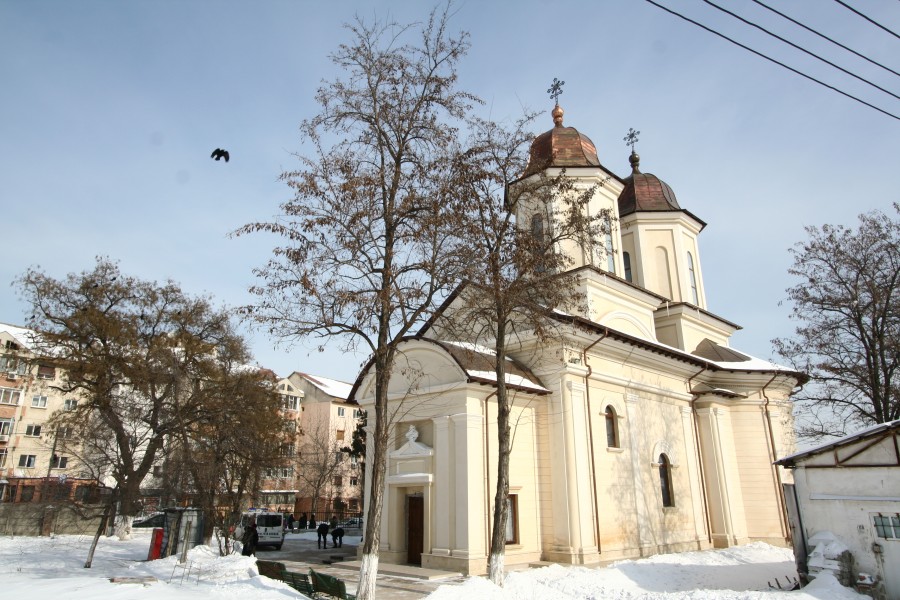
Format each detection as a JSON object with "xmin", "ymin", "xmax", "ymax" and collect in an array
[
  {"xmin": 316, "ymin": 521, "xmax": 330, "ymax": 549},
  {"xmin": 241, "ymin": 522, "xmax": 258, "ymax": 556}
]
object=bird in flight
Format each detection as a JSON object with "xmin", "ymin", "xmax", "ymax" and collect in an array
[{"xmin": 211, "ymin": 148, "xmax": 230, "ymax": 162}]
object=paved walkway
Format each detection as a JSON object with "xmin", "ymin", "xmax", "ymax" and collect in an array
[{"xmin": 260, "ymin": 529, "xmax": 467, "ymax": 599}]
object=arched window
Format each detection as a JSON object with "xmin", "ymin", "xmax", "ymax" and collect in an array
[
  {"xmin": 623, "ymin": 252, "xmax": 632, "ymax": 283},
  {"xmin": 658, "ymin": 453, "xmax": 674, "ymax": 507},
  {"xmin": 687, "ymin": 251, "xmax": 698, "ymax": 305},
  {"xmin": 604, "ymin": 406, "xmax": 619, "ymax": 448},
  {"xmin": 531, "ymin": 213, "xmax": 546, "ymax": 272},
  {"xmin": 604, "ymin": 217, "xmax": 615, "ymax": 273},
  {"xmin": 531, "ymin": 213, "xmax": 544, "ymax": 242}
]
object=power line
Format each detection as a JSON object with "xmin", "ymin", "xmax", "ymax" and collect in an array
[
  {"xmin": 643, "ymin": 0, "xmax": 900, "ymax": 122},
  {"xmin": 752, "ymin": 0, "xmax": 900, "ymax": 79},
  {"xmin": 833, "ymin": 0, "xmax": 900, "ymax": 41},
  {"xmin": 701, "ymin": 0, "xmax": 900, "ymax": 101}
]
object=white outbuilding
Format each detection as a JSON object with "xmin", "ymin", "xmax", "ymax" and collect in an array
[{"xmin": 776, "ymin": 419, "xmax": 900, "ymax": 599}]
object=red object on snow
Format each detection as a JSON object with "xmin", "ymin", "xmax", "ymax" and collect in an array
[{"xmin": 147, "ymin": 527, "xmax": 164, "ymax": 560}]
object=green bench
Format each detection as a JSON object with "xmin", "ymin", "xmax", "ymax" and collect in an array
[
  {"xmin": 256, "ymin": 561, "xmax": 355, "ymax": 599},
  {"xmin": 255, "ymin": 561, "xmax": 315, "ymax": 596},
  {"xmin": 309, "ymin": 568, "xmax": 357, "ymax": 600}
]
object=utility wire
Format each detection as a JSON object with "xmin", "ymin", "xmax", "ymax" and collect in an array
[
  {"xmin": 643, "ymin": 0, "xmax": 900, "ymax": 121},
  {"xmin": 752, "ymin": 0, "xmax": 900, "ymax": 79},
  {"xmin": 702, "ymin": 0, "xmax": 900, "ymax": 101},
  {"xmin": 833, "ymin": 0, "xmax": 900, "ymax": 41}
]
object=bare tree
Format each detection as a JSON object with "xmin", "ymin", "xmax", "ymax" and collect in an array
[
  {"xmin": 170, "ymin": 361, "xmax": 287, "ymax": 552},
  {"xmin": 774, "ymin": 203, "xmax": 900, "ymax": 440},
  {"xmin": 434, "ymin": 114, "xmax": 610, "ymax": 584},
  {"xmin": 296, "ymin": 410, "xmax": 346, "ymax": 519},
  {"xmin": 15, "ymin": 258, "xmax": 249, "ymax": 549},
  {"xmin": 233, "ymin": 6, "xmax": 476, "ymax": 597}
]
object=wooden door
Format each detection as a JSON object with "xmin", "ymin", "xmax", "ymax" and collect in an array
[{"xmin": 407, "ymin": 496, "xmax": 423, "ymax": 565}]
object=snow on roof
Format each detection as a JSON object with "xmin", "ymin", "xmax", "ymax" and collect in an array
[
  {"xmin": 777, "ymin": 418, "xmax": 900, "ymax": 465},
  {"xmin": 0, "ymin": 322, "xmax": 41, "ymax": 351},
  {"xmin": 298, "ymin": 372, "xmax": 353, "ymax": 400},
  {"xmin": 466, "ymin": 369, "xmax": 550, "ymax": 394}
]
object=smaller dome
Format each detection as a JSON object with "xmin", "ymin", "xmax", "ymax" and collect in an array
[
  {"xmin": 524, "ymin": 105, "xmax": 600, "ymax": 176},
  {"xmin": 617, "ymin": 151, "xmax": 681, "ymax": 216}
]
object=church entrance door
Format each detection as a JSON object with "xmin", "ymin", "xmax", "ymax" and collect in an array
[{"xmin": 407, "ymin": 495, "xmax": 423, "ymax": 565}]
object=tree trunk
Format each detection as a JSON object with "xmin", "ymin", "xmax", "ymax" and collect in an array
[
  {"xmin": 488, "ymin": 329, "xmax": 511, "ymax": 585},
  {"xmin": 84, "ymin": 500, "xmax": 113, "ymax": 568},
  {"xmin": 357, "ymin": 362, "xmax": 391, "ymax": 599}
]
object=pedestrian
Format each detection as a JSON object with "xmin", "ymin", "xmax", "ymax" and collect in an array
[
  {"xmin": 330, "ymin": 515, "xmax": 339, "ymax": 529},
  {"xmin": 286, "ymin": 513, "xmax": 295, "ymax": 533},
  {"xmin": 316, "ymin": 521, "xmax": 330, "ymax": 549},
  {"xmin": 309, "ymin": 514, "xmax": 316, "ymax": 530},
  {"xmin": 241, "ymin": 522, "xmax": 258, "ymax": 557},
  {"xmin": 331, "ymin": 526, "xmax": 344, "ymax": 548}
]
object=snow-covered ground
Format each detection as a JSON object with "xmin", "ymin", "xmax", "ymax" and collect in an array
[{"xmin": 0, "ymin": 531, "xmax": 868, "ymax": 599}]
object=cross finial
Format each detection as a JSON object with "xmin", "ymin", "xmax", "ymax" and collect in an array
[
  {"xmin": 624, "ymin": 128, "xmax": 640, "ymax": 152},
  {"xmin": 547, "ymin": 78, "xmax": 565, "ymax": 106}
]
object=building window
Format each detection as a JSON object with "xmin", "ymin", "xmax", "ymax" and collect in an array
[
  {"xmin": 336, "ymin": 429, "xmax": 345, "ymax": 441},
  {"xmin": 18, "ymin": 454, "xmax": 36, "ymax": 468},
  {"xmin": 351, "ymin": 455, "xmax": 359, "ymax": 465},
  {"xmin": 25, "ymin": 424, "xmax": 42, "ymax": 437},
  {"xmin": 37, "ymin": 365, "xmax": 55, "ymax": 380},
  {"xmin": 874, "ymin": 514, "xmax": 900, "ymax": 539},
  {"xmin": 64, "ymin": 399, "xmax": 78, "ymax": 411},
  {"xmin": 281, "ymin": 394, "xmax": 299, "ymax": 410},
  {"xmin": 51, "ymin": 455, "xmax": 68, "ymax": 469},
  {"xmin": 333, "ymin": 476, "xmax": 342, "ymax": 487},
  {"xmin": 153, "ymin": 465, "xmax": 164, "ymax": 477},
  {"xmin": 505, "ymin": 495, "xmax": 519, "ymax": 544},
  {"xmin": 0, "ymin": 418, "xmax": 12, "ymax": 436},
  {"xmin": 687, "ymin": 252, "xmax": 699, "ymax": 305},
  {"xmin": 281, "ymin": 444, "xmax": 295, "ymax": 457},
  {"xmin": 350, "ymin": 477, "xmax": 359, "ymax": 486},
  {"xmin": 531, "ymin": 213, "xmax": 544, "ymax": 242},
  {"xmin": 604, "ymin": 406, "xmax": 619, "ymax": 448},
  {"xmin": 31, "ymin": 395, "xmax": 48, "ymax": 408},
  {"xmin": 337, "ymin": 407, "xmax": 345, "ymax": 417},
  {"xmin": 0, "ymin": 448, "xmax": 7, "ymax": 467},
  {"xmin": 658, "ymin": 454, "xmax": 674, "ymax": 507},
  {"xmin": 0, "ymin": 388, "xmax": 21, "ymax": 405},
  {"xmin": 623, "ymin": 252, "xmax": 633, "ymax": 282},
  {"xmin": 57, "ymin": 426, "xmax": 73, "ymax": 439},
  {"xmin": 604, "ymin": 217, "xmax": 615, "ymax": 273},
  {"xmin": 19, "ymin": 485, "xmax": 35, "ymax": 502}
]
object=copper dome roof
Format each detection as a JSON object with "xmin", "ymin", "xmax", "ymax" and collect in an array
[
  {"xmin": 524, "ymin": 105, "xmax": 601, "ymax": 176},
  {"xmin": 617, "ymin": 151, "xmax": 682, "ymax": 216}
]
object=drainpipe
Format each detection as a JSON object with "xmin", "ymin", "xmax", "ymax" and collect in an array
[
  {"xmin": 762, "ymin": 374, "xmax": 790, "ymax": 542},
  {"xmin": 581, "ymin": 329, "xmax": 608, "ymax": 554},
  {"xmin": 688, "ymin": 366, "xmax": 713, "ymax": 544}
]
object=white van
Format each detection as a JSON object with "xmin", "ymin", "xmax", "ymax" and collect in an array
[{"xmin": 235, "ymin": 510, "xmax": 285, "ymax": 550}]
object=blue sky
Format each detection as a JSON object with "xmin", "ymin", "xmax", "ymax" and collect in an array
[{"xmin": 2, "ymin": 0, "xmax": 898, "ymax": 383}]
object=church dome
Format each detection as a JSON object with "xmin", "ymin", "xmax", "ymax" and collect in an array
[
  {"xmin": 524, "ymin": 105, "xmax": 600, "ymax": 176},
  {"xmin": 618, "ymin": 151, "xmax": 681, "ymax": 216}
]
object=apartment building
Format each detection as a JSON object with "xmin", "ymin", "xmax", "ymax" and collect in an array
[{"xmin": 0, "ymin": 323, "xmax": 91, "ymax": 504}]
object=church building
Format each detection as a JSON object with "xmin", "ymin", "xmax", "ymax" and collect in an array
[{"xmin": 351, "ymin": 105, "xmax": 804, "ymax": 575}]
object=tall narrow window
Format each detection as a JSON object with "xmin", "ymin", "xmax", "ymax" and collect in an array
[
  {"xmin": 604, "ymin": 406, "xmax": 619, "ymax": 448},
  {"xmin": 531, "ymin": 213, "xmax": 544, "ymax": 242},
  {"xmin": 505, "ymin": 495, "xmax": 519, "ymax": 544},
  {"xmin": 605, "ymin": 218, "xmax": 615, "ymax": 273},
  {"xmin": 659, "ymin": 454, "xmax": 674, "ymax": 507},
  {"xmin": 687, "ymin": 252, "xmax": 699, "ymax": 305},
  {"xmin": 623, "ymin": 252, "xmax": 632, "ymax": 282}
]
